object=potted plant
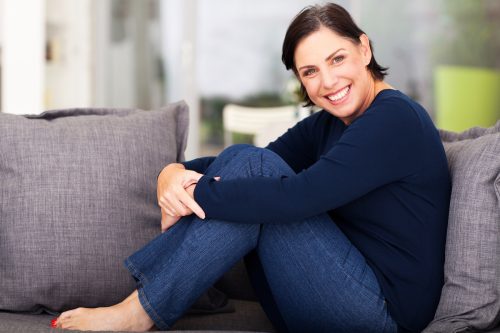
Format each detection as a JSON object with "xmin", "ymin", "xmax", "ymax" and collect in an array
[{"xmin": 433, "ymin": 0, "xmax": 500, "ymax": 131}]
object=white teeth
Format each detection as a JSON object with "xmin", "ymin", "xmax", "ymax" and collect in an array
[{"xmin": 327, "ymin": 86, "xmax": 350, "ymax": 101}]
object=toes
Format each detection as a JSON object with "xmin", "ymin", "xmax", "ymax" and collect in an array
[
  {"xmin": 57, "ymin": 316, "xmax": 75, "ymax": 329},
  {"xmin": 56, "ymin": 308, "xmax": 82, "ymax": 328},
  {"xmin": 59, "ymin": 309, "xmax": 76, "ymax": 320}
]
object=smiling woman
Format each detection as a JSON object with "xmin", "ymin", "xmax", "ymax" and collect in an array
[{"xmin": 54, "ymin": 3, "xmax": 450, "ymax": 333}]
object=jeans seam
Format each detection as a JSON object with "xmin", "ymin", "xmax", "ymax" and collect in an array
[
  {"xmin": 267, "ymin": 224, "xmax": 340, "ymax": 317},
  {"xmin": 137, "ymin": 286, "xmax": 171, "ymax": 330},
  {"xmin": 338, "ymin": 256, "xmax": 384, "ymax": 302},
  {"xmin": 381, "ymin": 302, "xmax": 395, "ymax": 333},
  {"xmin": 124, "ymin": 258, "xmax": 150, "ymax": 285},
  {"xmin": 341, "ymin": 255, "xmax": 382, "ymax": 302},
  {"xmin": 308, "ymin": 222, "xmax": 384, "ymax": 303}
]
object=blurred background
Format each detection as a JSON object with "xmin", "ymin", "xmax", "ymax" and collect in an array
[{"xmin": 0, "ymin": 0, "xmax": 499, "ymax": 159}]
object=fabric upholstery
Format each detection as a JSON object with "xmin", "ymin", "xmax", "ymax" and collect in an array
[
  {"xmin": 172, "ymin": 299, "xmax": 275, "ymax": 332},
  {"xmin": 0, "ymin": 104, "xmax": 188, "ymax": 313},
  {"xmin": 424, "ymin": 121, "xmax": 500, "ymax": 333}
]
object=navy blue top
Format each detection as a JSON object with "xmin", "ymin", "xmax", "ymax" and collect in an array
[{"xmin": 183, "ymin": 90, "xmax": 450, "ymax": 332}]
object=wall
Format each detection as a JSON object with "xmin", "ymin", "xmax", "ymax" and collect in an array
[{"xmin": 45, "ymin": 0, "xmax": 93, "ymax": 109}]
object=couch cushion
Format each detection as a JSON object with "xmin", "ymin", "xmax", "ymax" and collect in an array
[
  {"xmin": 0, "ymin": 103, "xmax": 188, "ymax": 313},
  {"xmin": 423, "ymin": 121, "xmax": 500, "ymax": 332},
  {"xmin": 172, "ymin": 299, "xmax": 275, "ymax": 332}
]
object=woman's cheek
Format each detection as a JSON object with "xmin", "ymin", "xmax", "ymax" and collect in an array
[{"xmin": 304, "ymin": 81, "xmax": 319, "ymax": 101}]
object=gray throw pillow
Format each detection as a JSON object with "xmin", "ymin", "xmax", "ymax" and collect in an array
[
  {"xmin": 423, "ymin": 121, "xmax": 500, "ymax": 333},
  {"xmin": 0, "ymin": 103, "xmax": 189, "ymax": 313}
]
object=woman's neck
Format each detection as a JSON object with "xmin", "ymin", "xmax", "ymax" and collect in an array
[{"xmin": 374, "ymin": 80, "xmax": 394, "ymax": 96}]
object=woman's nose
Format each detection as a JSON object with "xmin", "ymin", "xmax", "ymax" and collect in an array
[{"xmin": 321, "ymin": 69, "xmax": 338, "ymax": 89}]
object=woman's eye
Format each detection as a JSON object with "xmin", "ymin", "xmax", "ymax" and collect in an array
[
  {"xmin": 303, "ymin": 68, "xmax": 316, "ymax": 77},
  {"xmin": 333, "ymin": 55, "xmax": 345, "ymax": 64}
]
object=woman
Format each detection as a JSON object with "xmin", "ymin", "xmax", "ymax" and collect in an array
[{"xmin": 55, "ymin": 3, "xmax": 450, "ymax": 332}]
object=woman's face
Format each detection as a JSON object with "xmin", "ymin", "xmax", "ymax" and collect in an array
[{"xmin": 294, "ymin": 26, "xmax": 376, "ymax": 125}]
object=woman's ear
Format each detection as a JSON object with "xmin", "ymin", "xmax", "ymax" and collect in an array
[{"xmin": 359, "ymin": 34, "xmax": 372, "ymax": 66}]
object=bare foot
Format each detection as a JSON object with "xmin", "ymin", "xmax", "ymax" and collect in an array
[{"xmin": 55, "ymin": 290, "xmax": 155, "ymax": 331}]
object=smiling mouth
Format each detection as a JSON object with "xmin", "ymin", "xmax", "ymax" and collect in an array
[{"xmin": 326, "ymin": 85, "xmax": 351, "ymax": 103}]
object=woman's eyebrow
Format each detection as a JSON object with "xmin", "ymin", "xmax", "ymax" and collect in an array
[
  {"xmin": 297, "ymin": 48, "xmax": 345, "ymax": 71},
  {"xmin": 324, "ymin": 48, "xmax": 345, "ymax": 62}
]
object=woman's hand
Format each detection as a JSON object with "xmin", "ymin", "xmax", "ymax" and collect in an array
[
  {"xmin": 160, "ymin": 182, "xmax": 199, "ymax": 233},
  {"xmin": 157, "ymin": 163, "xmax": 205, "ymax": 220}
]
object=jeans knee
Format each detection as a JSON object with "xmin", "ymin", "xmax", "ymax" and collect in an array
[
  {"xmin": 209, "ymin": 144, "xmax": 294, "ymax": 180},
  {"xmin": 259, "ymin": 149, "xmax": 295, "ymax": 178},
  {"xmin": 234, "ymin": 147, "xmax": 294, "ymax": 178},
  {"xmin": 218, "ymin": 144, "xmax": 255, "ymax": 159},
  {"xmin": 219, "ymin": 144, "xmax": 278, "ymax": 163},
  {"xmin": 205, "ymin": 144, "xmax": 255, "ymax": 176}
]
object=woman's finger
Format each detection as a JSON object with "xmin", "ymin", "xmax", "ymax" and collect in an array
[
  {"xmin": 160, "ymin": 190, "xmax": 190, "ymax": 216},
  {"xmin": 160, "ymin": 208, "xmax": 167, "ymax": 231},
  {"xmin": 178, "ymin": 188, "xmax": 205, "ymax": 219},
  {"xmin": 169, "ymin": 191, "xmax": 192, "ymax": 216},
  {"xmin": 159, "ymin": 190, "xmax": 182, "ymax": 215},
  {"xmin": 162, "ymin": 214, "xmax": 181, "ymax": 233},
  {"xmin": 158, "ymin": 198, "xmax": 175, "ymax": 216},
  {"xmin": 158, "ymin": 197, "xmax": 169, "ymax": 210}
]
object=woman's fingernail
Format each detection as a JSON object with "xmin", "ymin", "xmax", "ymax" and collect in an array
[{"xmin": 51, "ymin": 317, "xmax": 58, "ymax": 328}]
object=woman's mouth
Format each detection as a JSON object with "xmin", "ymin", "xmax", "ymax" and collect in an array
[{"xmin": 325, "ymin": 85, "xmax": 351, "ymax": 105}]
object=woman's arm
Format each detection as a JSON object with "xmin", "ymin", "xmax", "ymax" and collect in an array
[
  {"xmin": 157, "ymin": 111, "xmax": 330, "ymax": 226},
  {"xmin": 193, "ymin": 102, "xmax": 425, "ymax": 224}
]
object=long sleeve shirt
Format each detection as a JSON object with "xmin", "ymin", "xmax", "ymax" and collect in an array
[{"xmin": 183, "ymin": 89, "xmax": 451, "ymax": 332}]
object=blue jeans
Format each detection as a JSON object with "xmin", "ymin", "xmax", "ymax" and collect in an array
[{"xmin": 124, "ymin": 144, "xmax": 398, "ymax": 333}]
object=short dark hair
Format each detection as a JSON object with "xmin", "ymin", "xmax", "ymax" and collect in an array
[{"xmin": 282, "ymin": 3, "xmax": 389, "ymax": 106}]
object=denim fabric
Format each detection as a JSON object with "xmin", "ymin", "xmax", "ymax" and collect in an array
[{"xmin": 125, "ymin": 144, "xmax": 397, "ymax": 333}]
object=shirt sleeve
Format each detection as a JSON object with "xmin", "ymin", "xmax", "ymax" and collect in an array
[{"xmin": 194, "ymin": 100, "xmax": 423, "ymax": 224}]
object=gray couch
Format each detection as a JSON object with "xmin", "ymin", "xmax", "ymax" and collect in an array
[{"xmin": 0, "ymin": 103, "xmax": 499, "ymax": 333}]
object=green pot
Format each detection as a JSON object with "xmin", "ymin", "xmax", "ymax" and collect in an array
[{"xmin": 434, "ymin": 66, "xmax": 500, "ymax": 131}]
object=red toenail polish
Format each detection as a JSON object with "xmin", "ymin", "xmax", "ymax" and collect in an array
[{"xmin": 51, "ymin": 318, "xmax": 58, "ymax": 328}]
